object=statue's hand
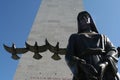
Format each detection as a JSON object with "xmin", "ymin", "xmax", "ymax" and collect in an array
[
  {"xmin": 99, "ymin": 62, "xmax": 108, "ymax": 73},
  {"xmin": 98, "ymin": 62, "xmax": 108, "ymax": 79},
  {"xmin": 78, "ymin": 58, "xmax": 86, "ymax": 64},
  {"xmin": 73, "ymin": 56, "xmax": 86, "ymax": 64},
  {"xmin": 99, "ymin": 62, "xmax": 108, "ymax": 68}
]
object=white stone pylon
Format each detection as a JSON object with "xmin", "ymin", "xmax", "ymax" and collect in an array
[{"xmin": 14, "ymin": 0, "xmax": 84, "ymax": 80}]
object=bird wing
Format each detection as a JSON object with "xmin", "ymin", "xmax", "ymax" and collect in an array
[
  {"xmin": 3, "ymin": 44, "xmax": 28, "ymax": 54},
  {"xmin": 46, "ymin": 40, "xmax": 66, "ymax": 55},
  {"xmin": 3, "ymin": 44, "xmax": 14, "ymax": 54},
  {"xmin": 25, "ymin": 42, "xmax": 35, "ymax": 52},
  {"xmin": 25, "ymin": 42, "xmax": 47, "ymax": 53},
  {"xmin": 46, "ymin": 40, "xmax": 67, "ymax": 60},
  {"xmin": 38, "ymin": 45, "xmax": 48, "ymax": 52},
  {"xmin": 16, "ymin": 48, "xmax": 28, "ymax": 53},
  {"xmin": 58, "ymin": 48, "xmax": 66, "ymax": 55}
]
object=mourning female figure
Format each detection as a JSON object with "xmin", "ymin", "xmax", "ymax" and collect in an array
[{"xmin": 65, "ymin": 11, "xmax": 120, "ymax": 80}]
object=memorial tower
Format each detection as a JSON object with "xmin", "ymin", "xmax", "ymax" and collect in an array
[{"xmin": 14, "ymin": 0, "xmax": 84, "ymax": 80}]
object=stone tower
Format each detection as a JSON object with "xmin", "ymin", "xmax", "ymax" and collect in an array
[{"xmin": 14, "ymin": 0, "xmax": 84, "ymax": 80}]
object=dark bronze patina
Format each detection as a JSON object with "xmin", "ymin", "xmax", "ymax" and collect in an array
[
  {"xmin": 3, "ymin": 39, "xmax": 66, "ymax": 60},
  {"xmin": 65, "ymin": 11, "xmax": 120, "ymax": 80},
  {"xmin": 3, "ymin": 11, "xmax": 120, "ymax": 80}
]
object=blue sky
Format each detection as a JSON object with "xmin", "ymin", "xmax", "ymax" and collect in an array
[
  {"xmin": 0, "ymin": 0, "xmax": 120, "ymax": 80},
  {"xmin": 0, "ymin": 0, "xmax": 42, "ymax": 80}
]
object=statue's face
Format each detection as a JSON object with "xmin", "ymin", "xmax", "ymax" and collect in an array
[
  {"xmin": 77, "ymin": 11, "xmax": 98, "ymax": 33},
  {"xmin": 78, "ymin": 14, "xmax": 91, "ymax": 31},
  {"xmin": 79, "ymin": 14, "xmax": 90, "ymax": 25}
]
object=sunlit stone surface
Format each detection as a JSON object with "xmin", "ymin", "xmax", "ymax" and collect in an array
[{"xmin": 14, "ymin": 0, "xmax": 84, "ymax": 80}]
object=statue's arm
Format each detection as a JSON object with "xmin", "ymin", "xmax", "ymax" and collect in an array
[
  {"xmin": 104, "ymin": 35, "xmax": 118, "ymax": 73},
  {"xmin": 65, "ymin": 34, "xmax": 80, "ymax": 77},
  {"xmin": 105, "ymin": 36, "xmax": 118, "ymax": 62},
  {"xmin": 65, "ymin": 34, "xmax": 78, "ymax": 64},
  {"xmin": 65, "ymin": 34, "xmax": 85, "ymax": 64}
]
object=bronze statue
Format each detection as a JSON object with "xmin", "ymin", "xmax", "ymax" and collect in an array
[
  {"xmin": 65, "ymin": 11, "xmax": 120, "ymax": 80},
  {"xmin": 3, "ymin": 10, "xmax": 120, "ymax": 80}
]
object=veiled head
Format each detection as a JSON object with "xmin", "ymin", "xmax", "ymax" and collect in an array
[{"xmin": 77, "ymin": 11, "xmax": 98, "ymax": 33}]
